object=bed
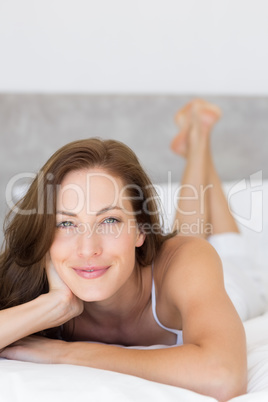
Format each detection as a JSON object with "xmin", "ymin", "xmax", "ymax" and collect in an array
[
  {"xmin": 0, "ymin": 312, "xmax": 268, "ymax": 402},
  {"xmin": 1, "ymin": 179, "xmax": 268, "ymax": 402}
]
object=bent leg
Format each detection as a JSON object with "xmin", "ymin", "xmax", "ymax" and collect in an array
[
  {"xmin": 171, "ymin": 98, "xmax": 238, "ymax": 237},
  {"xmin": 170, "ymin": 99, "xmax": 265, "ymax": 320}
]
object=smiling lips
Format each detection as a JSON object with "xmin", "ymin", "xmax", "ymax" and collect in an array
[{"xmin": 73, "ymin": 266, "xmax": 110, "ymax": 279}]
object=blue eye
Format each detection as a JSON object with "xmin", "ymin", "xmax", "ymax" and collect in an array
[
  {"xmin": 102, "ymin": 217, "xmax": 119, "ymax": 224},
  {"xmin": 56, "ymin": 221, "xmax": 76, "ymax": 228}
]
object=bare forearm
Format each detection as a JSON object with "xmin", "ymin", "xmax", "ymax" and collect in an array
[
  {"xmin": 62, "ymin": 342, "xmax": 246, "ymax": 401},
  {"xmin": 0, "ymin": 293, "xmax": 71, "ymax": 350}
]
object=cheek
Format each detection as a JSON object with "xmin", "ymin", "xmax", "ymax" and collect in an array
[
  {"xmin": 49, "ymin": 236, "xmax": 72, "ymax": 266},
  {"xmin": 49, "ymin": 241, "xmax": 73, "ymax": 285},
  {"xmin": 108, "ymin": 229, "xmax": 139, "ymax": 256}
]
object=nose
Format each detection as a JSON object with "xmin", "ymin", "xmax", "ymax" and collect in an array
[{"xmin": 76, "ymin": 231, "xmax": 102, "ymax": 259}]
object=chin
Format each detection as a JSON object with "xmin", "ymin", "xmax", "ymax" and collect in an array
[{"xmin": 72, "ymin": 287, "xmax": 111, "ymax": 303}]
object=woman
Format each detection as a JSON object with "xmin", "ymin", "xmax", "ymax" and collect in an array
[{"xmin": 0, "ymin": 100, "xmax": 248, "ymax": 400}]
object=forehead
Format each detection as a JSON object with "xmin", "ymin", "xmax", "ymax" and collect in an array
[
  {"xmin": 58, "ymin": 168, "xmax": 130, "ymax": 212},
  {"xmin": 60, "ymin": 168, "xmax": 124, "ymax": 190}
]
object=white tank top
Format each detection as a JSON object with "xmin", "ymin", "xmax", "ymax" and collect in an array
[{"xmin": 151, "ymin": 265, "xmax": 183, "ymax": 346}]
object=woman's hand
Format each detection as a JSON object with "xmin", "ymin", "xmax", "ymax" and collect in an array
[
  {"xmin": 0, "ymin": 257, "xmax": 83, "ymax": 353},
  {"xmin": 45, "ymin": 255, "xmax": 84, "ymax": 324},
  {"xmin": 0, "ymin": 336, "xmax": 68, "ymax": 364}
]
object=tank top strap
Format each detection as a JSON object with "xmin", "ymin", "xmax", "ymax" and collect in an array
[{"xmin": 151, "ymin": 263, "xmax": 183, "ymax": 346}]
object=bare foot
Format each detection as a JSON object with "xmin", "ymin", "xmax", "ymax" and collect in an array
[
  {"xmin": 170, "ymin": 99, "xmax": 221, "ymax": 156},
  {"xmin": 194, "ymin": 99, "xmax": 221, "ymax": 130},
  {"xmin": 170, "ymin": 102, "xmax": 192, "ymax": 156}
]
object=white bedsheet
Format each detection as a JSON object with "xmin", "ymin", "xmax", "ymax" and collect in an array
[{"xmin": 0, "ymin": 313, "xmax": 268, "ymax": 402}]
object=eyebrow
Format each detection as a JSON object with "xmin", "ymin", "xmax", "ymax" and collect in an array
[
  {"xmin": 96, "ymin": 205, "xmax": 123, "ymax": 216},
  {"xmin": 56, "ymin": 205, "xmax": 123, "ymax": 217},
  {"xmin": 56, "ymin": 211, "xmax": 77, "ymax": 217}
]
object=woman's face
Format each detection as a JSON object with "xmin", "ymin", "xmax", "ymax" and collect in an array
[{"xmin": 49, "ymin": 168, "xmax": 145, "ymax": 302}]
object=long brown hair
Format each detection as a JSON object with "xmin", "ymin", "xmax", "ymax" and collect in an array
[{"xmin": 0, "ymin": 138, "xmax": 174, "ymax": 324}]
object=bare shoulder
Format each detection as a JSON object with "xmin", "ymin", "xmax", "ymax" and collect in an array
[
  {"xmin": 155, "ymin": 235, "xmax": 225, "ymax": 309},
  {"xmin": 156, "ymin": 235, "xmax": 222, "ymax": 276}
]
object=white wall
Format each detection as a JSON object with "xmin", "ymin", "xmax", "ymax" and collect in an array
[{"xmin": 0, "ymin": 0, "xmax": 268, "ymax": 94}]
